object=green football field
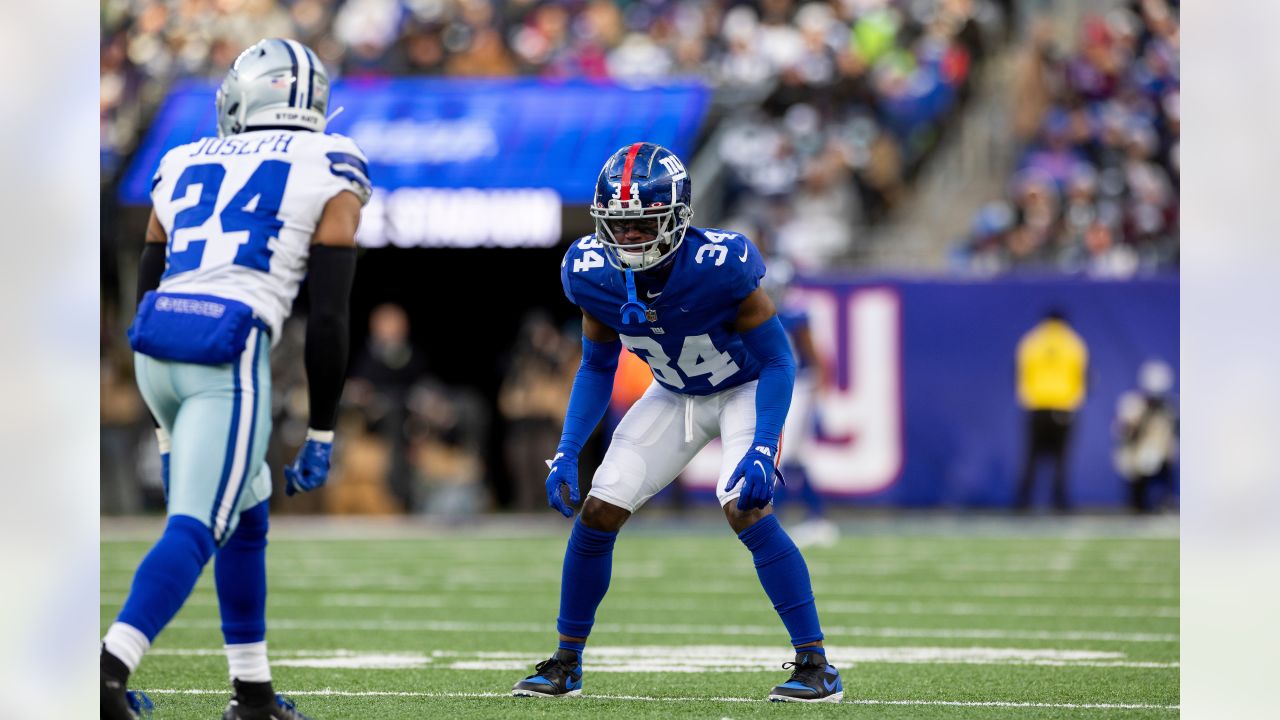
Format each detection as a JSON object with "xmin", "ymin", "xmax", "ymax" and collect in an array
[{"xmin": 101, "ymin": 515, "xmax": 1179, "ymax": 719}]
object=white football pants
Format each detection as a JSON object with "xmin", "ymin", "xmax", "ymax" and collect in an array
[{"xmin": 588, "ymin": 379, "xmax": 762, "ymax": 512}]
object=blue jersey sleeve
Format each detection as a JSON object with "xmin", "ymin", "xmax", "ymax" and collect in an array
[
  {"xmin": 562, "ymin": 234, "xmax": 608, "ymax": 306},
  {"xmin": 560, "ymin": 244, "xmax": 579, "ymax": 306},
  {"xmin": 724, "ymin": 232, "xmax": 767, "ymax": 302}
]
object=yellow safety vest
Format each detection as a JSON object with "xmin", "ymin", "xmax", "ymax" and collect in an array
[{"xmin": 1017, "ymin": 320, "xmax": 1088, "ymax": 411}]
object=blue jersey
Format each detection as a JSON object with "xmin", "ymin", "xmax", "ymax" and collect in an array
[
  {"xmin": 777, "ymin": 306, "xmax": 812, "ymax": 372},
  {"xmin": 562, "ymin": 227, "xmax": 766, "ymax": 396}
]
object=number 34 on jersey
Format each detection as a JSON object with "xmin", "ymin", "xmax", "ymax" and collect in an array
[{"xmin": 559, "ymin": 226, "xmax": 769, "ymax": 397}]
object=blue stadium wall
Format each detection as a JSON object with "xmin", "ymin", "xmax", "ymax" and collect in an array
[{"xmin": 681, "ymin": 275, "xmax": 1179, "ymax": 509}]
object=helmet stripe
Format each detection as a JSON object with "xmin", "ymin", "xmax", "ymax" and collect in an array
[
  {"xmin": 278, "ymin": 39, "xmax": 300, "ymax": 108},
  {"xmin": 304, "ymin": 47, "xmax": 319, "ymax": 111},
  {"xmin": 619, "ymin": 142, "xmax": 643, "ymax": 203},
  {"xmin": 284, "ymin": 39, "xmax": 313, "ymax": 109}
]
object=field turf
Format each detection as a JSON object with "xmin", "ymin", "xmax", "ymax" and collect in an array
[{"xmin": 101, "ymin": 515, "xmax": 1179, "ymax": 718}]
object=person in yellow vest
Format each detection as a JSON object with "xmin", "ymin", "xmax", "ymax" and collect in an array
[{"xmin": 1014, "ymin": 308, "xmax": 1089, "ymax": 511}]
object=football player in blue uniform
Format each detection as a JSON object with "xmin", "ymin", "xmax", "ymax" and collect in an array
[
  {"xmin": 101, "ymin": 39, "xmax": 370, "ymax": 720},
  {"xmin": 767, "ymin": 264, "xmax": 840, "ymax": 548},
  {"xmin": 511, "ymin": 143, "xmax": 841, "ymax": 702}
]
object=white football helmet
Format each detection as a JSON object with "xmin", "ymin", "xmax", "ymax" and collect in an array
[{"xmin": 216, "ymin": 38, "xmax": 331, "ymax": 137}]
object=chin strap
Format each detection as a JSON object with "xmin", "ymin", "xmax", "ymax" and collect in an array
[{"xmin": 620, "ymin": 268, "xmax": 650, "ymax": 326}]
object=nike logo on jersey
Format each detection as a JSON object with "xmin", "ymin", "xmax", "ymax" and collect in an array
[
  {"xmin": 739, "ymin": 244, "xmax": 749, "ymax": 262},
  {"xmin": 645, "ymin": 289, "xmax": 663, "ymax": 298}
]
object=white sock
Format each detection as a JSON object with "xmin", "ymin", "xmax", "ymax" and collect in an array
[
  {"xmin": 226, "ymin": 641, "xmax": 272, "ymax": 683},
  {"xmin": 103, "ymin": 623, "xmax": 150, "ymax": 673}
]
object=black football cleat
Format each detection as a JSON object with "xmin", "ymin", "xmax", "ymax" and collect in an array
[
  {"xmin": 768, "ymin": 649, "xmax": 843, "ymax": 703},
  {"xmin": 511, "ymin": 649, "xmax": 583, "ymax": 698},
  {"xmin": 222, "ymin": 680, "xmax": 313, "ymax": 720},
  {"xmin": 101, "ymin": 669, "xmax": 153, "ymax": 719}
]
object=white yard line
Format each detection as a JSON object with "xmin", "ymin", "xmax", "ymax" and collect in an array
[
  {"xmin": 140, "ymin": 688, "xmax": 1178, "ymax": 710},
  {"xmin": 102, "ymin": 561, "xmax": 1176, "ymax": 585},
  {"xmin": 163, "ymin": 618, "xmax": 1177, "ymax": 642},
  {"xmin": 145, "ymin": 645, "xmax": 1178, "ymax": 670},
  {"xmin": 107, "ymin": 577, "xmax": 1177, "ymax": 600},
  {"xmin": 103, "ymin": 591, "xmax": 1178, "ymax": 619}
]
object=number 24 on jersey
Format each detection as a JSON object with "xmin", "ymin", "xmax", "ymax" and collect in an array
[{"xmin": 165, "ymin": 160, "xmax": 291, "ymax": 278}]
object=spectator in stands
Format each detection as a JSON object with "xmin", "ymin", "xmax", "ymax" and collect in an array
[
  {"xmin": 349, "ymin": 303, "xmax": 428, "ymax": 511},
  {"xmin": 1113, "ymin": 359, "xmax": 1178, "ymax": 513},
  {"xmin": 1014, "ymin": 308, "xmax": 1089, "ymax": 512},
  {"xmin": 957, "ymin": 200, "xmax": 1014, "ymax": 275},
  {"xmin": 498, "ymin": 311, "xmax": 575, "ymax": 512},
  {"xmin": 1075, "ymin": 219, "xmax": 1139, "ymax": 278}
]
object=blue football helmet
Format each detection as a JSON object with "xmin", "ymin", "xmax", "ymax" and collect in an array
[{"xmin": 590, "ymin": 143, "xmax": 693, "ymax": 271}]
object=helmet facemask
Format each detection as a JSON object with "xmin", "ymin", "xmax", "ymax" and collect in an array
[{"xmin": 591, "ymin": 201, "xmax": 692, "ymax": 271}]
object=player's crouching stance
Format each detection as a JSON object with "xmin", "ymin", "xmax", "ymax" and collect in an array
[
  {"xmin": 510, "ymin": 143, "xmax": 842, "ymax": 703},
  {"xmin": 101, "ymin": 38, "xmax": 371, "ymax": 720}
]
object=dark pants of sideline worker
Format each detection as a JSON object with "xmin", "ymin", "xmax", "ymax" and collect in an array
[{"xmin": 1015, "ymin": 409, "xmax": 1074, "ymax": 511}]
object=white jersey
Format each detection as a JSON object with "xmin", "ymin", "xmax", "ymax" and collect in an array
[{"xmin": 150, "ymin": 129, "xmax": 371, "ymax": 342}]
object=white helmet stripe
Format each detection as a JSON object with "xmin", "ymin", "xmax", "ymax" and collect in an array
[{"xmin": 283, "ymin": 39, "xmax": 312, "ymax": 109}]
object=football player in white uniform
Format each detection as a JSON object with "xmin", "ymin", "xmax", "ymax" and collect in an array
[{"xmin": 101, "ymin": 39, "xmax": 371, "ymax": 720}]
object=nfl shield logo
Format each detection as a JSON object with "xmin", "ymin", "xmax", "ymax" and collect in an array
[{"xmin": 645, "ymin": 308, "xmax": 658, "ymax": 323}]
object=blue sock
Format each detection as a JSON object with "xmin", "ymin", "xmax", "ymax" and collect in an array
[
  {"xmin": 738, "ymin": 515, "xmax": 824, "ymax": 646},
  {"xmin": 556, "ymin": 519, "xmax": 618, "ymax": 639},
  {"xmin": 800, "ymin": 645, "xmax": 826, "ymax": 656},
  {"xmin": 558, "ymin": 640, "xmax": 586, "ymax": 656},
  {"xmin": 117, "ymin": 515, "xmax": 216, "ymax": 640},
  {"xmin": 215, "ymin": 500, "xmax": 269, "ymax": 644}
]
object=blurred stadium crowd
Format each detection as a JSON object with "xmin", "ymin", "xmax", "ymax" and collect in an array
[
  {"xmin": 103, "ymin": 0, "xmax": 1004, "ymax": 249},
  {"xmin": 954, "ymin": 0, "xmax": 1178, "ymax": 276},
  {"xmin": 101, "ymin": 0, "xmax": 1177, "ymax": 515}
]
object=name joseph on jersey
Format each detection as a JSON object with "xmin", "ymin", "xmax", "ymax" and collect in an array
[
  {"xmin": 561, "ymin": 226, "xmax": 768, "ymax": 396},
  {"xmin": 179, "ymin": 133, "xmax": 299, "ymax": 159}
]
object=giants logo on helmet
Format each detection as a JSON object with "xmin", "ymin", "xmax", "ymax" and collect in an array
[{"xmin": 657, "ymin": 155, "xmax": 687, "ymax": 182}]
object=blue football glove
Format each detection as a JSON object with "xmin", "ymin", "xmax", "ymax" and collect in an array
[
  {"xmin": 724, "ymin": 444, "xmax": 784, "ymax": 511},
  {"xmin": 285, "ymin": 429, "xmax": 334, "ymax": 496},
  {"xmin": 156, "ymin": 427, "xmax": 171, "ymax": 499},
  {"xmin": 545, "ymin": 451, "xmax": 580, "ymax": 518}
]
